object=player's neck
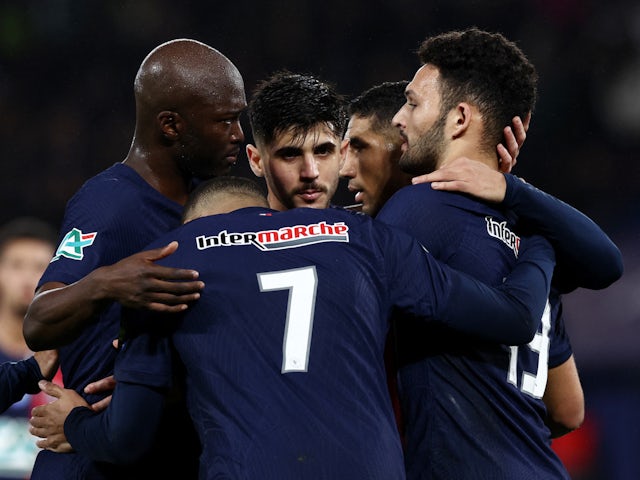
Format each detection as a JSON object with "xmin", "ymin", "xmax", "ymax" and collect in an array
[
  {"xmin": 439, "ymin": 141, "xmax": 499, "ymax": 171},
  {"xmin": 123, "ymin": 150, "xmax": 191, "ymax": 205}
]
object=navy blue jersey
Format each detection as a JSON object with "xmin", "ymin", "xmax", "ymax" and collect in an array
[
  {"xmin": 38, "ymin": 162, "xmax": 182, "ymax": 398},
  {"xmin": 104, "ymin": 206, "xmax": 553, "ymax": 480},
  {"xmin": 0, "ymin": 356, "xmax": 41, "ymax": 414},
  {"xmin": 377, "ymin": 184, "xmax": 571, "ymax": 480},
  {"xmin": 0, "ymin": 354, "xmax": 40, "ymax": 480},
  {"xmin": 33, "ymin": 163, "xmax": 194, "ymax": 479},
  {"xmin": 502, "ymin": 174, "xmax": 622, "ymax": 292}
]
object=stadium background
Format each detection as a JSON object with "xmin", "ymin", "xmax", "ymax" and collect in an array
[{"xmin": 0, "ymin": 1, "xmax": 638, "ymax": 478}]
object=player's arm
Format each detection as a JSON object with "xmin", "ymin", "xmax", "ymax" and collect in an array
[
  {"xmin": 436, "ymin": 234, "xmax": 555, "ymax": 344},
  {"xmin": 30, "ymin": 331, "xmax": 171, "ymax": 463},
  {"xmin": 30, "ymin": 379, "xmax": 165, "ymax": 463},
  {"xmin": 391, "ymin": 231, "xmax": 555, "ymax": 345},
  {"xmin": 501, "ymin": 174, "xmax": 622, "ymax": 291},
  {"xmin": 411, "ymin": 158, "xmax": 623, "ymax": 292},
  {"xmin": 543, "ymin": 355, "xmax": 584, "ymax": 438},
  {"xmin": 543, "ymin": 296, "xmax": 584, "ymax": 438},
  {"xmin": 0, "ymin": 352, "xmax": 57, "ymax": 413},
  {"xmin": 24, "ymin": 241, "xmax": 204, "ymax": 351}
]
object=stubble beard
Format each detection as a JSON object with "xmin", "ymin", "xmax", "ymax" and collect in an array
[{"xmin": 398, "ymin": 115, "xmax": 447, "ymax": 176}]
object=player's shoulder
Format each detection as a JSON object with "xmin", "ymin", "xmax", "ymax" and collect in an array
[
  {"xmin": 67, "ymin": 163, "xmax": 146, "ymax": 206},
  {"xmin": 385, "ymin": 183, "xmax": 505, "ymax": 217},
  {"xmin": 388, "ymin": 183, "xmax": 479, "ymax": 206}
]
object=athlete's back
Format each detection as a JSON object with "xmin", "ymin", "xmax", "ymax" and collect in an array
[{"xmin": 164, "ymin": 206, "xmax": 429, "ymax": 479}]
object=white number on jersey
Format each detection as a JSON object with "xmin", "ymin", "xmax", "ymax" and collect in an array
[
  {"xmin": 257, "ymin": 266, "xmax": 318, "ymax": 373},
  {"xmin": 507, "ymin": 300, "xmax": 551, "ymax": 398}
]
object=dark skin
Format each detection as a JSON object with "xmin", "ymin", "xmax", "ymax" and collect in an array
[{"xmin": 23, "ymin": 39, "xmax": 247, "ymax": 351}]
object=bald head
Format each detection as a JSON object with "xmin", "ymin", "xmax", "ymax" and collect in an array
[{"xmin": 134, "ymin": 39, "xmax": 243, "ymax": 116}]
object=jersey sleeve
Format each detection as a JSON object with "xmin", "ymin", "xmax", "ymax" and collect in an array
[
  {"xmin": 503, "ymin": 174, "xmax": 623, "ymax": 293},
  {"xmin": 63, "ymin": 325, "xmax": 173, "ymax": 464},
  {"xmin": 114, "ymin": 330, "xmax": 174, "ymax": 390},
  {"xmin": 384, "ymin": 227, "xmax": 556, "ymax": 345},
  {"xmin": 39, "ymin": 182, "xmax": 145, "ymax": 288},
  {"xmin": 64, "ymin": 381, "xmax": 166, "ymax": 464},
  {"xmin": 0, "ymin": 357, "xmax": 43, "ymax": 414}
]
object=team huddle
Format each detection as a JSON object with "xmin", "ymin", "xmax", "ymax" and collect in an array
[{"xmin": 0, "ymin": 28, "xmax": 623, "ymax": 479}]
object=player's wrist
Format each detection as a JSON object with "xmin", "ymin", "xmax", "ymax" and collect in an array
[{"xmin": 85, "ymin": 265, "xmax": 118, "ymax": 304}]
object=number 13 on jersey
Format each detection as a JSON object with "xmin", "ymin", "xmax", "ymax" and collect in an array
[{"xmin": 507, "ymin": 300, "xmax": 551, "ymax": 398}]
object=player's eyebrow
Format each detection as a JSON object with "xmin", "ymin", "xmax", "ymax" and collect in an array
[
  {"xmin": 348, "ymin": 137, "xmax": 367, "ymax": 149},
  {"xmin": 313, "ymin": 141, "xmax": 336, "ymax": 154},
  {"xmin": 274, "ymin": 146, "xmax": 303, "ymax": 158}
]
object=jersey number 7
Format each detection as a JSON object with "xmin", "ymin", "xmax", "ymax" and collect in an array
[{"xmin": 257, "ymin": 266, "xmax": 318, "ymax": 374}]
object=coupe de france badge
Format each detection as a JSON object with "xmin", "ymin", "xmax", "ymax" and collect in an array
[{"xmin": 51, "ymin": 228, "xmax": 97, "ymax": 262}]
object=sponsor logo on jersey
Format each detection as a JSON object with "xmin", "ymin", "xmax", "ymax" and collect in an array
[
  {"xmin": 485, "ymin": 216, "xmax": 520, "ymax": 257},
  {"xmin": 51, "ymin": 228, "xmax": 97, "ymax": 261},
  {"xmin": 196, "ymin": 221, "xmax": 349, "ymax": 251}
]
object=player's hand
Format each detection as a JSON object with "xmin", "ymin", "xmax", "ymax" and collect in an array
[
  {"xmin": 30, "ymin": 380, "xmax": 88, "ymax": 452},
  {"xmin": 98, "ymin": 241, "xmax": 204, "ymax": 312},
  {"xmin": 34, "ymin": 349, "xmax": 59, "ymax": 380},
  {"xmin": 497, "ymin": 113, "xmax": 530, "ymax": 173},
  {"xmin": 84, "ymin": 374, "xmax": 116, "ymax": 412},
  {"xmin": 411, "ymin": 157, "xmax": 507, "ymax": 203}
]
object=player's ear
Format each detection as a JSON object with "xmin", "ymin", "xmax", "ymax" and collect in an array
[
  {"xmin": 158, "ymin": 111, "xmax": 182, "ymax": 142},
  {"xmin": 339, "ymin": 138, "xmax": 349, "ymax": 170},
  {"xmin": 246, "ymin": 144, "xmax": 265, "ymax": 177},
  {"xmin": 449, "ymin": 102, "xmax": 472, "ymax": 139}
]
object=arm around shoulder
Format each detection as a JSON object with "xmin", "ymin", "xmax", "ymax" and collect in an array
[
  {"xmin": 433, "ymin": 234, "xmax": 556, "ymax": 345},
  {"xmin": 24, "ymin": 274, "xmax": 112, "ymax": 351},
  {"xmin": 24, "ymin": 242, "xmax": 204, "ymax": 351},
  {"xmin": 503, "ymin": 174, "xmax": 623, "ymax": 291}
]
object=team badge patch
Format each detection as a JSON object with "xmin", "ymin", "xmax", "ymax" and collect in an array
[{"xmin": 51, "ymin": 228, "xmax": 98, "ymax": 262}]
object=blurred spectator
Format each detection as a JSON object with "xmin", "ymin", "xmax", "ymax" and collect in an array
[
  {"xmin": 0, "ymin": 1, "xmax": 637, "ymax": 477},
  {"xmin": 0, "ymin": 217, "xmax": 56, "ymax": 480}
]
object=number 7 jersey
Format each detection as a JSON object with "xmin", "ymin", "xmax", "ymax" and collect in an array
[{"xmin": 114, "ymin": 205, "xmax": 553, "ymax": 480}]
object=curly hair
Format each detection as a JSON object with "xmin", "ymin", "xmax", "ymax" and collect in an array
[
  {"xmin": 349, "ymin": 81, "xmax": 408, "ymax": 134},
  {"xmin": 248, "ymin": 71, "xmax": 348, "ymax": 148},
  {"xmin": 418, "ymin": 28, "xmax": 537, "ymax": 153}
]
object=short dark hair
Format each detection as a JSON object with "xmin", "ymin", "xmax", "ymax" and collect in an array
[
  {"xmin": 418, "ymin": 28, "xmax": 537, "ymax": 152},
  {"xmin": 0, "ymin": 217, "xmax": 57, "ymax": 253},
  {"xmin": 349, "ymin": 81, "xmax": 408, "ymax": 134},
  {"xmin": 183, "ymin": 176, "xmax": 267, "ymax": 221},
  {"xmin": 248, "ymin": 71, "xmax": 348, "ymax": 147}
]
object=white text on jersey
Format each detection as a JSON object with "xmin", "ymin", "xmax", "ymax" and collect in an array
[{"xmin": 485, "ymin": 216, "xmax": 520, "ymax": 257}]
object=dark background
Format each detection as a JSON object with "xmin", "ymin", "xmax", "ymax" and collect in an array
[{"xmin": 1, "ymin": 1, "xmax": 638, "ymax": 478}]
